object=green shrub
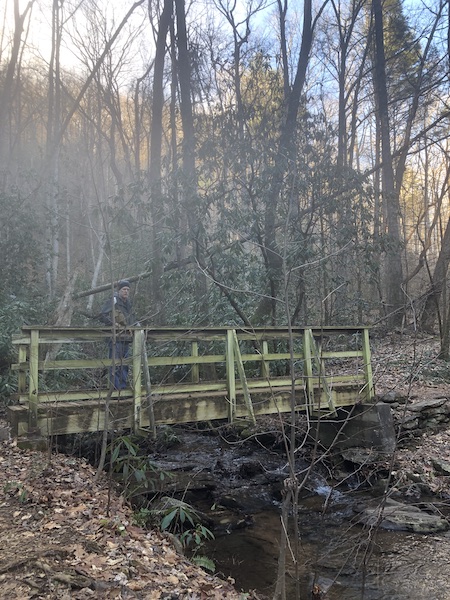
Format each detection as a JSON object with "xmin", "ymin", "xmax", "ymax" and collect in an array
[
  {"xmin": 152, "ymin": 496, "xmax": 215, "ymax": 551},
  {"xmin": 108, "ymin": 435, "xmax": 168, "ymax": 498}
]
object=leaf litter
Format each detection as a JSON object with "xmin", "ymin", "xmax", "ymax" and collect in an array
[{"xmin": 0, "ymin": 438, "xmax": 260, "ymax": 599}]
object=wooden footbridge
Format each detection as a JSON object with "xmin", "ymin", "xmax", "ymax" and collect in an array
[{"xmin": 8, "ymin": 326, "xmax": 374, "ymax": 438}]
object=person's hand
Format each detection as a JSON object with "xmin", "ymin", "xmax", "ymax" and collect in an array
[{"xmin": 114, "ymin": 309, "xmax": 127, "ymax": 327}]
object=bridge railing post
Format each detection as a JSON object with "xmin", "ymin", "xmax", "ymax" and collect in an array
[
  {"xmin": 226, "ymin": 329, "xmax": 236, "ymax": 422},
  {"xmin": 260, "ymin": 340, "xmax": 270, "ymax": 379},
  {"xmin": 232, "ymin": 330, "xmax": 256, "ymax": 425},
  {"xmin": 133, "ymin": 329, "xmax": 156, "ymax": 439},
  {"xmin": 191, "ymin": 341, "xmax": 199, "ymax": 383},
  {"xmin": 17, "ymin": 343, "xmax": 27, "ymax": 395},
  {"xmin": 132, "ymin": 329, "xmax": 143, "ymax": 434},
  {"xmin": 28, "ymin": 329, "xmax": 39, "ymax": 433},
  {"xmin": 362, "ymin": 328, "xmax": 374, "ymax": 401},
  {"xmin": 303, "ymin": 329, "xmax": 314, "ymax": 413}
]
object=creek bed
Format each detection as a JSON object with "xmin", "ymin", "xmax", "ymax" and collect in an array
[
  {"xmin": 145, "ymin": 428, "xmax": 450, "ymax": 599},
  {"xmin": 203, "ymin": 503, "xmax": 450, "ymax": 599}
]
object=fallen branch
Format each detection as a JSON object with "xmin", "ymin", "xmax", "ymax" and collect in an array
[{"xmin": 0, "ymin": 548, "xmax": 69, "ymax": 574}]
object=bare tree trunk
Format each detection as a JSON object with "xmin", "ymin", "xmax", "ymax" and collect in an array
[
  {"xmin": 277, "ymin": 0, "xmax": 290, "ymax": 102},
  {"xmin": 133, "ymin": 64, "xmax": 152, "ymax": 175},
  {"xmin": 421, "ymin": 216, "xmax": 450, "ymax": 333},
  {"xmin": 254, "ymin": 0, "xmax": 315, "ymax": 324},
  {"xmin": 148, "ymin": 0, "xmax": 173, "ymax": 324},
  {"xmin": 169, "ymin": 16, "xmax": 184, "ymax": 266},
  {"xmin": 372, "ymin": 0, "xmax": 404, "ymax": 328},
  {"xmin": 44, "ymin": 267, "xmax": 81, "ymax": 362},
  {"xmin": 0, "ymin": 0, "xmax": 34, "ymax": 175},
  {"xmin": 175, "ymin": 0, "xmax": 209, "ymax": 322},
  {"xmin": 45, "ymin": 0, "xmax": 63, "ymax": 299},
  {"xmin": 87, "ymin": 226, "xmax": 106, "ymax": 312}
]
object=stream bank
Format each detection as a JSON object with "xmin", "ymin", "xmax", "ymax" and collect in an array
[{"xmin": 139, "ymin": 414, "xmax": 450, "ymax": 600}]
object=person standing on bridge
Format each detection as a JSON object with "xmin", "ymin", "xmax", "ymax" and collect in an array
[{"xmin": 100, "ymin": 280, "xmax": 138, "ymax": 390}]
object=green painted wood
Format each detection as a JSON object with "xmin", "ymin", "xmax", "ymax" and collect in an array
[
  {"xmin": 29, "ymin": 330, "xmax": 39, "ymax": 431},
  {"xmin": 307, "ymin": 329, "xmax": 336, "ymax": 416},
  {"xmin": 35, "ymin": 359, "xmax": 128, "ymax": 370},
  {"xmin": 148, "ymin": 355, "xmax": 226, "ymax": 366},
  {"xmin": 8, "ymin": 325, "xmax": 374, "ymax": 437},
  {"xmin": 139, "ymin": 331, "xmax": 156, "ymax": 439},
  {"xmin": 260, "ymin": 340, "xmax": 270, "ymax": 379},
  {"xmin": 232, "ymin": 330, "xmax": 256, "ymax": 425},
  {"xmin": 226, "ymin": 330, "xmax": 236, "ymax": 422},
  {"xmin": 8, "ymin": 383, "xmax": 364, "ymax": 437},
  {"xmin": 17, "ymin": 345, "xmax": 27, "ymax": 393},
  {"xmin": 303, "ymin": 329, "xmax": 314, "ymax": 410},
  {"xmin": 362, "ymin": 328, "xmax": 375, "ymax": 400},
  {"xmin": 191, "ymin": 342, "xmax": 199, "ymax": 383},
  {"xmin": 15, "ymin": 374, "xmax": 365, "ymax": 405},
  {"xmin": 17, "ymin": 389, "xmax": 133, "ymax": 404},
  {"xmin": 11, "ymin": 350, "xmax": 362, "ymax": 371},
  {"xmin": 132, "ymin": 330, "xmax": 143, "ymax": 434}
]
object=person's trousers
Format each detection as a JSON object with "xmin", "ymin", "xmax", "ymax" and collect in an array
[{"xmin": 108, "ymin": 340, "xmax": 129, "ymax": 389}]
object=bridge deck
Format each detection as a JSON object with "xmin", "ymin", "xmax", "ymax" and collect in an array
[{"xmin": 8, "ymin": 326, "xmax": 374, "ymax": 437}]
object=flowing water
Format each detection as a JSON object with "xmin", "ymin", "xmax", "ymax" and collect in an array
[
  {"xmin": 203, "ymin": 490, "xmax": 450, "ymax": 599},
  {"xmin": 148, "ymin": 430, "xmax": 450, "ymax": 600}
]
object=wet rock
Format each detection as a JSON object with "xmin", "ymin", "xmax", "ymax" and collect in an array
[
  {"xmin": 340, "ymin": 447, "xmax": 390, "ymax": 465},
  {"xmin": 381, "ymin": 391, "xmax": 409, "ymax": 404},
  {"xmin": 405, "ymin": 470, "xmax": 424, "ymax": 482},
  {"xmin": 431, "ymin": 458, "xmax": 450, "ymax": 476},
  {"xmin": 219, "ymin": 495, "xmax": 242, "ymax": 510},
  {"xmin": 399, "ymin": 414, "xmax": 420, "ymax": 430},
  {"xmin": 355, "ymin": 499, "xmax": 449, "ymax": 533},
  {"xmin": 238, "ymin": 460, "xmax": 264, "ymax": 478},
  {"xmin": 402, "ymin": 484, "xmax": 422, "ymax": 501},
  {"xmin": 409, "ymin": 397, "xmax": 448, "ymax": 413}
]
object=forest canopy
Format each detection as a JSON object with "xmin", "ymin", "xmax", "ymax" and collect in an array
[{"xmin": 1, "ymin": 0, "xmax": 450, "ymax": 344}]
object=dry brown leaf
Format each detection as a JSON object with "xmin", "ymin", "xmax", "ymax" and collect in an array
[{"xmin": 43, "ymin": 521, "xmax": 62, "ymax": 530}]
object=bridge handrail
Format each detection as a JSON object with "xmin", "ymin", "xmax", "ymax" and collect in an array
[{"xmin": 11, "ymin": 325, "xmax": 374, "ymax": 433}]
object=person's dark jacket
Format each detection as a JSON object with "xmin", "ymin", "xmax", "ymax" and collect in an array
[{"xmin": 100, "ymin": 293, "xmax": 136, "ymax": 327}]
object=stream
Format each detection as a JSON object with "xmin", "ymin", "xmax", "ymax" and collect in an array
[
  {"xmin": 141, "ymin": 427, "xmax": 450, "ymax": 599},
  {"xmin": 203, "ymin": 497, "xmax": 450, "ymax": 599}
]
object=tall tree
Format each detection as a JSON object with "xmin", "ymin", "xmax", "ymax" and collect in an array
[
  {"xmin": 45, "ymin": 0, "xmax": 63, "ymax": 299},
  {"xmin": 148, "ymin": 0, "xmax": 173, "ymax": 323},
  {"xmin": 0, "ymin": 0, "xmax": 34, "ymax": 175},
  {"xmin": 174, "ymin": 0, "xmax": 210, "ymax": 320},
  {"xmin": 253, "ymin": 0, "xmax": 317, "ymax": 324},
  {"xmin": 372, "ymin": 0, "xmax": 404, "ymax": 327}
]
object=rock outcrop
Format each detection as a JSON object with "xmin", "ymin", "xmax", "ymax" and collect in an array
[{"xmin": 379, "ymin": 394, "xmax": 450, "ymax": 434}]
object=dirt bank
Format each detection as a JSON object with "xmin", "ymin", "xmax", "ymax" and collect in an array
[{"xmin": 0, "ymin": 435, "xmax": 260, "ymax": 599}]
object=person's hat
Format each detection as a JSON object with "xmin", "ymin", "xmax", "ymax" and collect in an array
[{"xmin": 117, "ymin": 280, "xmax": 131, "ymax": 290}]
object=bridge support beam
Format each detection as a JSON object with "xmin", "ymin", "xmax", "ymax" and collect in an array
[{"xmin": 312, "ymin": 402, "xmax": 396, "ymax": 454}]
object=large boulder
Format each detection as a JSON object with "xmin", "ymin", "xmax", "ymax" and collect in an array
[{"xmin": 355, "ymin": 498, "xmax": 449, "ymax": 533}]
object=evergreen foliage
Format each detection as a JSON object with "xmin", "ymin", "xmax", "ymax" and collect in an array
[{"xmin": 0, "ymin": 0, "xmax": 448, "ymax": 353}]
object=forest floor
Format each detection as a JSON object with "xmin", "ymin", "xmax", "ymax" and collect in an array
[
  {"xmin": 1, "ymin": 331, "xmax": 450, "ymax": 599},
  {"xmin": 0, "ymin": 437, "xmax": 257, "ymax": 600}
]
